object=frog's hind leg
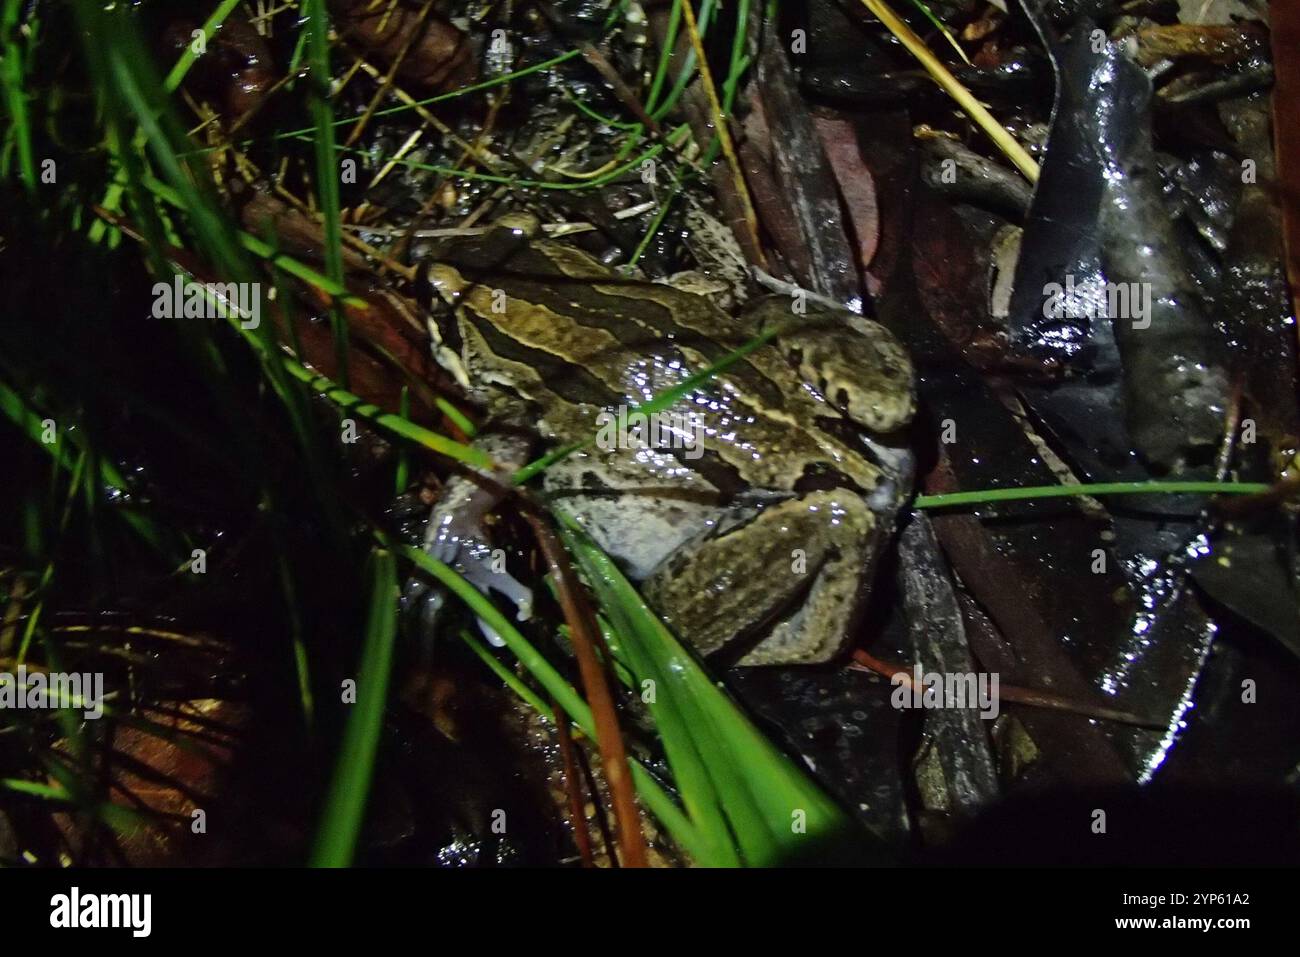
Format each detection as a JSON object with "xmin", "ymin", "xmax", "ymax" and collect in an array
[{"xmin": 640, "ymin": 489, "xmax": 879, "ymax": 666}]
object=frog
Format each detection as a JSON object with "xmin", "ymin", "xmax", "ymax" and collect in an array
[{"xmin": 413, "ymin": 212, "xmax": 916, "ymax": 666}]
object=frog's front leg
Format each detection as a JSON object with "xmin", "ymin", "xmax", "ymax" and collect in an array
[
  {"xmin": 640, "ymin": 489, "xmax": 881, "ymax": 666},
  {"xmin": 403, "ymin": 432, "xmax": 535, "ymax": 646}
]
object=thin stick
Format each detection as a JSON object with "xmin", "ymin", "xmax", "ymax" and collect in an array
[
  {"xmin": 552, "ymin": 698, "xmax": 597, "ymax": 867},
  {"xmin": 522, "ymin": 512, "xmax": 649, "ymax": 867},
  {"xmin": 852, "ymin": 649, "xmax": 1162, "ymax": 727}
]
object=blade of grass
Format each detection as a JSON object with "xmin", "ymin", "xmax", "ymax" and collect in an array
[
  {"xmin": 0, "ymin": 376, "xmax": 171, "ymax": 552},
  {"xmin": 89, "ymin": 0, "xmax": 247, "ymax": 244},
  {"xmin": 913, "ymin": 480, "xmax": 1273, "ymax": 509},
  {"xmin": 104, "ymin": 183, "xmax": 483, "ymax": 469},
  {"xmin": 309, "ymin": 548, "xmax": 398, "ymax": 867},
  {"xmin": 0, "ymin": 778, "xmax": 71, "ymax": 800},
  {"xmin": 679, "ymin": 0, "xmax": 762, "ymax": 263},
  {"xmin": 278, "ymin": 353, "xmax": 491, "ymax": 467},
  {"xmin": 164, "ymin": 0, "xmax": 245, "ymax": 92},
  {"xmin": 586, "ymin": 567, "xmax": 746, "ymax": 866},
  {"xmin": 72, "ymin": 0, "xmax": 357, "ymax": 732},
  {"xmin": 652, "ymin": 0, "xmax": 719, "ymax": 123},
  {"xmin": 272, "ymin": 505, "xmax": 315, "ymax": 726},
  {"xmin": 460, "ymin": 628, "xmax": 555, "ymax": 721},
  {"xmin": 907, "ymin": 0, "xmax": 971, "ymax": 65},
  {"xmin": 257, "ymin": 49, "xmax": 584, "ymax": 146},
  {"xmin": 96, "ymin": 199, "xmax": 488, "ymax": 466},
  {"xmin": 716, "ymin": 0, "xmax": 752, "ymax": 141},
  {"xmin": 388, "ymin": 532, "xmax": 708, "ymax": 860},
  {"xmin": 645, "ymin": 0, "xmax": 683, "ymax": 115},
  {"xmin": 112, "ymin": 177, "xmax": 368, "ymax": 307},
  {"xmin": 239, "ymin": 1, "xmax": 636, "ymax": 151},
  {"xmin": 394, "ymin": 386, "xmax": 412, "ymax": 493},
  {"xmin": 303, "ymin": 0, "xmax": 349, "ymax": 388},
  {"xmin": 0, "ymin": 0, "xmax": 36, "ymax": 190},
  {"xmin": 14, "ymin": 449, "xmax": 86, "ymax": 664},
  {"xmin": 520, "ymin": 511, "xmax": 648, "ymax": 866},
  {"xmin": 557, "ymin": 514, "xmax": 879, "ymax": 865},
  {"xmin": 325, "ymin": 126, "xmax": 690, "ymax": 193}
]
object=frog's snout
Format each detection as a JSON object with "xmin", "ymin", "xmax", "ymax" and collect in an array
[{"xmin": 425, "ymin": 262, "xmax": 467, "ymax": 306}]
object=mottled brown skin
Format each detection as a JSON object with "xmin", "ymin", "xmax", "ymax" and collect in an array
[{"xmin": 424, "ymin": 216, "xmax": 916, "ymax": 664}]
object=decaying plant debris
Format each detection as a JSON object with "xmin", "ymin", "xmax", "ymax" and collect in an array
[{"xmin": 0, "ymin": 0, "xmax": 1296, "ymax": 868}]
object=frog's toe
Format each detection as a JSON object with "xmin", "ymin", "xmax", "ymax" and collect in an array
[
  {"xmin": 490, "ymin": 571, "xmax": 534, "ymax": 623},
  {"xmin": 448, "ymin": 557, "xmax": 533, "ymax": 649},
  {"xmin": 442, "ymin": 537, "xmax": 534, "ymax": 621},
  {"xmin": 476, "ymin": 618, "xmax": 508, "ymax": 649},
  {"xmin": 409, "ymin": 525, "xmax": 535, "ymax": 653}
]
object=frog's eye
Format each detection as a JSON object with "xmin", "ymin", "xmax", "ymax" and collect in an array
[
  {"xmin": 426, "ymin": 264, "xmax": 466, "ymax": 305},
  {"xmin": 492, "ymin": 211, "xmax": 541, "ymax": 239}
]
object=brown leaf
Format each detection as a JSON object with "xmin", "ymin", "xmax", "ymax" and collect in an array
[{"xmin": 332, "ymin": 0, "xmax": 476, "ymax": 93}]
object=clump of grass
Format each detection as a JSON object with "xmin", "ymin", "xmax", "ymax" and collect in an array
[{"xmin": 558, "ymin": 516, "xmax": 878, "ymax": 865}]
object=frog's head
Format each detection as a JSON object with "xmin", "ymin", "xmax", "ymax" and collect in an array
[
  {"xmin": 749, "ymin": 299, "xmax": 916, "ymax": 434},
  {"xmin": 791, "ymin": 324, "xmax": 916, "ymax": 434},
  {"xmin": 425, "ymin": 262, "xmax": 468, "ymax": 308},
  {"xmin": 489, "ymin": 211, "xmax": 542, "ymax": 238}
]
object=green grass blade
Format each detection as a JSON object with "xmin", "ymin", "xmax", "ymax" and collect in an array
[
  {"xmin": 90, "ymin": 0, "xmax": 244, "ymax": 240},
  {"xmin": 652, "ymin": 0, "xmax": 719, "ymax": 122},
  {"xmin": 906, "ymin": 0, "xmax": 971, "ymax": 65},
  {"xmin": 261, "ymin": 50, "xmax": 584, "ymax": 145},
  {"xmin": 587, "ymin": 576, "xmax": 745, "ymax": 866},
  {"xmin": 272, "ymin": 512, "xmax": 315, "ymax": 725},
  {"xmin": 309, "ymin": 548, "xmax": 398, "ymax": 867},
  {"xmin": 164, "ymin": 0, "xmax": 245, "ymax": 92},
  {"xmin": 914, "ymin": 480, "xmax": 1272, "ymax": 509},
  {"xmin": 460, "ymin": 628, "xmax": 554, "ymax": 720},
  {"xmin": 1, "ymin": 0, "xmax": 36, "ymax": 190},
  {"xmin": 141, "ymin": 172, "xmax": 367, "ymax": 305},
  {"xmin": 0, "ymin": 376, "xmax": 171, "ymax": 552},
  {"xmin": 278, "ymin": 355, "xmax": 491, "ymax": 467},
  {"xmin": 389, "ymin": 533, "xmax": 709, "ymax": 860},
  {"xmin": 394, "ymin": 387, "xmax": 412, "ymax": 493},
  {"xmin": 304, "ymin": 0, "xmax": 349, "ymax": 387},
  {"xmin": 0, "ymin": 778, "xmax": 71, "ymax": 801},
  {"xmin": 393, "ymin": 537, "xmax": 594, "ymax": 726},
  {"xmin": 557, "ymin": 513, "xmax": 878, "ymax": 866}
]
